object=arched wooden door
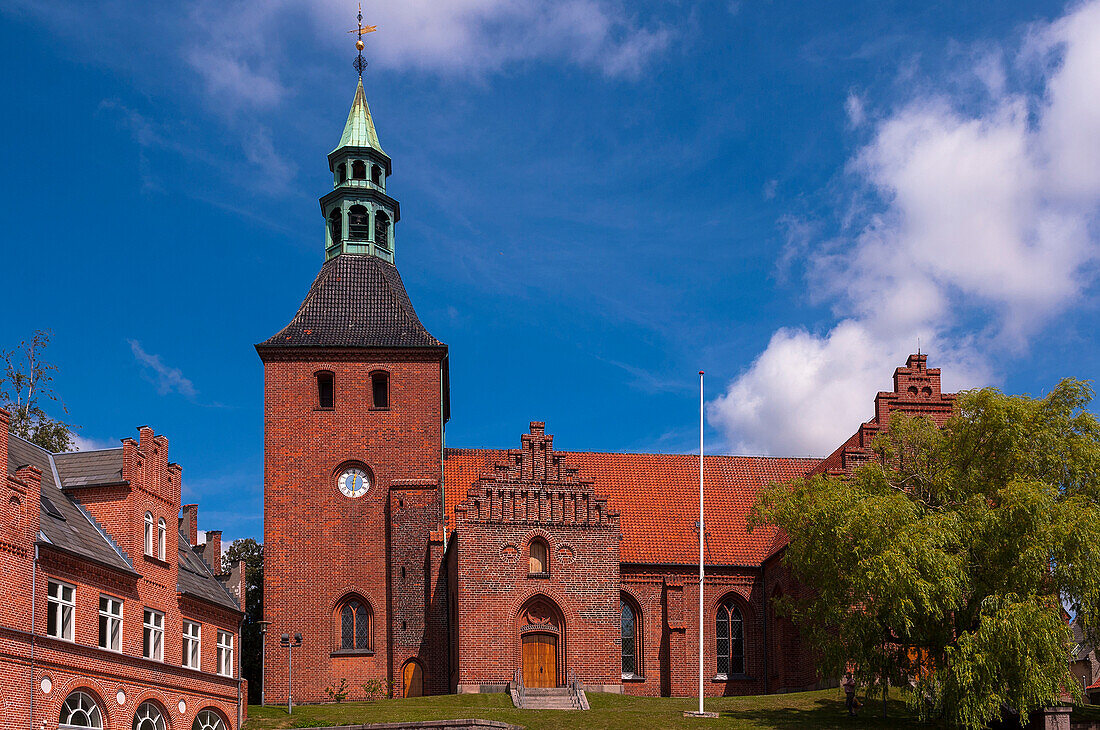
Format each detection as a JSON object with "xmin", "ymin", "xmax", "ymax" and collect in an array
[
  {"xmin": 522, "ymin": 633, "xmax": 558, "ymax": 688},
  {"xmin": 402, "ymin": 659, "xmax": 424, "ymax": 697}
]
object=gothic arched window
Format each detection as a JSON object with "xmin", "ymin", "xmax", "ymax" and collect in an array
[
  {"xmin": 352, "ymin": 160, "xmax": 367, "ymax": 180},
  {"xmin": 348, "ymin": 205, "xmax": 370, "ymax": 240},
  {"xmin": 621, "ymin": 596, "xmax": 642, "ymax": 677},
  {"xmin": 328, "ymin": 208, "xmax": 342, "ymax": 245},
  {"xmin": 60, "ymin": 691, "xmax": 103, "ymax": 729},
  {"xmin": 716, "ymin": 597, "xmax": 745, "ymax": 677},
  {"xmin": 338, "ymin": 597, "xmax": 372, "ymax": 651},
  {"xmin": 374, "ymin": 210, "xmax": 390, "ymax": 249}
]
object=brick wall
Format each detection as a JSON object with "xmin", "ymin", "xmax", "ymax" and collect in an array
[{"xmin": 261, "ymin": 348, "xmax": 446, "ymax": 704}]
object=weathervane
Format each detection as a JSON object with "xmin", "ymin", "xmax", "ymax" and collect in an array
[{"xmin": 349, "ymin": 3, "xmax": 378, "ymax": 78}]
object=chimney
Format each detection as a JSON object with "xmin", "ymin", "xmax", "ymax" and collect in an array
[
  {"xmin": 206, "ymin": 530, "xmax": 222, "ymax": 573},
  {"xmin": 181, "ymin": 504, "xmax": 199, "ymax": 546}
]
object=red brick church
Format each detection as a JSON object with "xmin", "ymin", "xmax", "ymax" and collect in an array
[{"xmin": 259, "ymin": 73, "xmax": 958, "ymax": 704}]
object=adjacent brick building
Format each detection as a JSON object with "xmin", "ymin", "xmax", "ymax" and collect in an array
[
  {"xmin": 260, "ymin": 71, "xmax": 962, "ymax": 703},
  {"xmin": 0, "ymin": 415, "xmax": 245, "ymax": 730}
]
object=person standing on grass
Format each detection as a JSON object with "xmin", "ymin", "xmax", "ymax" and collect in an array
[{"xmin": 843, "ymin": 673, "xmax": 857, "ymax": 716}]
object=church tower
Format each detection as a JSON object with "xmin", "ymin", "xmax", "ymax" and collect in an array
[{"xmin": 257, "ymin": 28, "xmax": 450, "ymax": 701}]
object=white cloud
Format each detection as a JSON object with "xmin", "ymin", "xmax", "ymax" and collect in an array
[
  {"xmin": 128, "ymin": 340, "xmax": 199, "ymax": 399},
  {"xmin": 710, "ymin": 1, "xmax": 1100, "ymax": 456},
  {"xmin": 69, "ymin": 433, "xmax": 118, "ymax": 452},
  {"xmin": 845, "ymin": 91, "xmax": 866, "ymax": 127}
]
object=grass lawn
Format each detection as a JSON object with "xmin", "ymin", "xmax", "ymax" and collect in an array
[{"xmin": 245, "ymin": 688, "xmax": 938, "ymax": 729}]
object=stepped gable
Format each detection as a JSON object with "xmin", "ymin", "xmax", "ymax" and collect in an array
[
  {"xmin": 256, "ymin": 254, "xmax": 444, "ymax": 351},
  {"xmin": 812, "ymin": 353, "xmax": 957, "ymax": 478},
  {"xmin": 454, "ymin": 422, "xmax": 618, "ymax": 528},
  {"xmin": 445, "ymin": 440, "xmax": 818, "ymax": 565}
]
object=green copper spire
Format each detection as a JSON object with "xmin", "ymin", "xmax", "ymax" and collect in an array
[{"xmin": 334, "ymin": 77, "xmax": 384, "ymax": 155}]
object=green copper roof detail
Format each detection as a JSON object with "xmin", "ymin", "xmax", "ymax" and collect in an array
[{"xmin": 333, "ymin": 77, "xmax": 384, "ymax": 154}]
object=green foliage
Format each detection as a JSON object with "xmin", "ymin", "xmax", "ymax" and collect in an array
[
  {"xmin": 752, "ymin": 379, "xmax": 1100, "ymax": 729},
  {"xmin": 223, "ymin": 538, "xmax": 264, "ymax": 703},
  {"xmin": 324, "ymin": 678, "xmax": 350, "ymax": 703},
  {"xmin": 1, "ymin": 330, "xmax": 75, "ymax": 452},
  {"xmin": 359, "ymin": 678, "xmax": 392, "ymax": 701}
]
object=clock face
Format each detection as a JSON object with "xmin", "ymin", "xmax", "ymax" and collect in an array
[{"xmin": 338, "ymin": 467, "xmax": 370, "ymax": 498}]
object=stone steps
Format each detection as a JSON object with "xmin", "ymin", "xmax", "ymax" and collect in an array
[{"xmin": 511, "ymin": 685, "xmax": 585, "ymax": 710}]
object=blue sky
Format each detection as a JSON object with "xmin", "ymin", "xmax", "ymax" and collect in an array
[{"xmin": 3, "ymin": 0, "xmax": 1099, "ymax": 542}]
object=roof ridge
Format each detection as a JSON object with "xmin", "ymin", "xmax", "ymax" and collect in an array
[{"xmin": 445, "ymin": 446, "xmax": 822, "ymax": 461}]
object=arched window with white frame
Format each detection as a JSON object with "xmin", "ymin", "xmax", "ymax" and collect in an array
[
  {"xmin": 144, "ymin": 511, "xmax": 154, "ymax": 555},
  {"xmin": 133, "ymin": 701, "xmax": 166, "ymax": 730},
  {"xmin": 59, "ymin": 690, "xmax": 103, "ymax": 729},
  {"xmin": 157, "ymin": 518, "xmax": 166, "ymax": 560}
]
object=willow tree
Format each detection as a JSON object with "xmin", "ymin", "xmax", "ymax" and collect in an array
[{"xmin": 752, "ymin": 380, "xmax": 1100, "ymax": 728}]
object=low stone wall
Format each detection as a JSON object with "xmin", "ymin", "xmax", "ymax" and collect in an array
[{"xmin": 290, "ymin": 721, "xmax": 523, "ymax": 730}]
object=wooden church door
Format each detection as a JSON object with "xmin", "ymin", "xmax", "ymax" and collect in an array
[
  {"xmin": 522, "ymin": 633, "xmax": 558, "ymax": 688},
  {"xmin": 402, "ymin": 660, "xmax": 424, "ymax": 697}
]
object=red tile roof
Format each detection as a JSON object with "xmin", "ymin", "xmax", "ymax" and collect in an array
[{"xmin": 444, "ymin": 449, "xmax": 819, "ymax": 566}]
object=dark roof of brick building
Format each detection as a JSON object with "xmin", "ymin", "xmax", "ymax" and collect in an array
[
  {"xmin": 444, "ymin": 448, "xmax": 820, "ymax": 566},
  {"xmin": 7, "ymin": 436, "xmax": 238, "ymax": 610},
  {"xmin": 178, "ymin": 531, "xmax": 239, "ymax": 610},
  {"xmin": 53, "ymin": 448, "xmax": 125, "ymax": 487},
  {"xmin": 257, "ymin": 254, "xmax": 444, "ymax": 351}
]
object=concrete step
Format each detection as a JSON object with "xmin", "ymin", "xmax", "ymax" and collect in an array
[
  {"xmin": 524, "ymin": 687, "xmax": 572, "ymax": 697},
  {"xmin": 523, "ymin": 698, "xmax": 578, "ymax": 710}
]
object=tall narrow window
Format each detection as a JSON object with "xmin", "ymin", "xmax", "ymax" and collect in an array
[
  {"xmin": 621, "ymin": 598, "xmax": 641, "ymax": 677},
  {"xmin": 371, "ymin": 164, "xmax": 382, "ymax": 184},
  {"xmin": 336, "ymin": 163, "xmax": 347, "ymax": 184},
  {"xmin": 144, "ymin": 608, "xmax": 164, "ymax": 660},
  {"xmin": 157, "ymin": 518, "xmax": 166, "ymax": 560},
  {"xmin": 339, "ymin": 598, "xmax": 372, "ymax": 650},
  {"xmin": 48, "ymin": 580, "xmax": 75, "ymax": 641},
  {"xmin": 328, "ymin": 208, "xmax": 342, "ymax": 244},
  {"xmin": 217, "ymin": 630, "xmax": 234, "ymax": 676},
  {"xmin": 374, "ymin": 210, "xmax": 390, "ymax": 249},
  {"xmin": 371, "ymin": 371, "xmax": 389, "ymax": 408},
  {"xmin": 316, "ymin": 371, "xmax": 335, "ymax": 409},
  {"xmin": 716, "ymin": 598, "xmax": 744, "ymax": 677},
  {"xmin": 352, "ymin": 160, "xmax": 367, "ymax": 179},
  {"xmin": 183, "ymin": 620, "xmax": 202, "ymax": 669},
  {"xmin": 348, "ymin": 205, "xmax": 370, "ymax": 240},
  {"xmin": 529, "ymin": 538, "xmax": 549, "ymax": 576},
  {"xmin": 144, "ymin": 511, "xmax": 155, "ymax": 555},
  {"xmin": 99, "ymin": 595, "xmax": 123, "ymax": 651}
]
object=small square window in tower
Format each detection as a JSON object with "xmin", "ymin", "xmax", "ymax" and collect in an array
[
  {"xmin": 316, "ymin": 371, "xmax": 335, "ymax": 409},
  {"xmin": 371, "ymin": 371, "xmax": 389, "ymax": 409}
]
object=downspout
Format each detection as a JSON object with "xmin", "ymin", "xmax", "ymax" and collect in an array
[
  {"xmin": 30, "ymin": 542, "xmax": 38, "ymax": 730},
  {"xmin": 237, "ymin": 615, "xmax": 245, "ymax": 730},
  {"xmin": 440, "ymin": 358, "xmax": 447, "ymax": 552}
]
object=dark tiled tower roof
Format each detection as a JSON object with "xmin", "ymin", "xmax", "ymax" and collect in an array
[{"xmin": 257, "ymin": 254, "xmax": 444, "ymax": 351}]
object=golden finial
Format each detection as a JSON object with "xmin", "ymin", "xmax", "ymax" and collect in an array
[{"xmin": 349, "ymin": 4, "xmax": 377, "ymax": 77}]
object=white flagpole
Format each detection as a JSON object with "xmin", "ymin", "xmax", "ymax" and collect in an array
[{"xmin": 698, "ymin": 370, "xmax": 705, "ymax": 716}]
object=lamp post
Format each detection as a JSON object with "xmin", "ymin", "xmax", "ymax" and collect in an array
[
  {"xmin": 280, "ymin": 632, "xmax": 303, "ymax": 714},
  {"xmin": 258, "ymin": 620, "xmax": 271, "ymax": 707}
]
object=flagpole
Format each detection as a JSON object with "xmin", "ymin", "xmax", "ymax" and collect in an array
[{"xmin": 698, "ymin": 370, "xmax": 705, "ymax": 716}]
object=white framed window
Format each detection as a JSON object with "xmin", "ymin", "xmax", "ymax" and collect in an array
[
  {"xmin": 133, "ymin": 701, "xmax": 166, "ymax": 730},
  {"xmin": 193, "ymin": 710, "xmax": 226, "ymax": 730},
  {"xmin": 60, "ymin": 691, "xmax": 103, "ymax": 729},
  {"xmin": 216, "ymin": 630, "xmax": 233, "ymax": 677},
  {"xmin": 99, "ymin": 595, "xmax": 123, "ymax": 651},
  {"xmin": 183, "ymin": 620, "xmax": 202, "ymax": 669},
  {"xmin": 157, "ymin": 518, "xmax": 167, "ymax": 560},
  {"xmin": 144, "ymin": 511, "xmax": 155, "ymax": 555},
  {"xmin": 143, "ymin": 608, "xmax": 164, "ymax": 660},
  {"xmin": 47, "ymin": 580, "xmax": 75, "ymax": 641}
]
